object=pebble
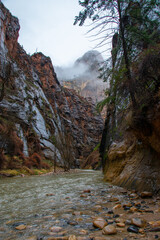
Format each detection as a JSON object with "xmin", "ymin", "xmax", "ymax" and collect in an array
[
  {"xmin": 125, "ymin": 219, "xmax": 132, "ymax": 226},
  {"xmin": 102, "ymin": 225, "xmax": 117, "ymax": 235},
  {"xmin": 80, "ymin": 194, "xmax": 87, "ymax": 198},
  {"xmin": 15, "ymin": 224, "xmax": 26, "ymax": 230},
  {"xmin": 67, "ymin": 220, "xmax": 78, "ymax": 226},
  {"xmin": 140, "ymin": 192, "xmax": 153, "ymax": 198},
  {"xmin": 116, "ymin": 222, "xmax": 125, "ymax": 227},
  {"xmin": 83, "ymin": 190, "xmax": 91, "ymax": 193},
  {"xmin": 110, "ymin": 197, "xmax": 119, "ymax": 202},
  {"xmin": 129, "ymin": 193, "xmax": 139, "ymax": 199},
  {"xmin": 123, "ymin": 202, "xmax": 132, "ymax": 207},
  {"xmin": 149, "ymin": 221, "xmax": 160, "ymax": 228},
  {"xmin": 108, "ymin": 210, "xmax": 114, "ymax": 214},
  {"xmin": 46, "ymin": 193, "xmax": 54, "ymax": 196},
  {"xmin": 129, "ymin": 206, "xmax": 138, "ymax": 212},
  {"xmin": 131, "ymin": 218, "xmax": 146, "ymax": 228},
  {"xmin": 94, "ymin": 205, "xmax": 102, "ymax": 210},
  {"xmin": 93, "ymin": 217, "xmax": 108, "ymax": 229},
  {"xmin": 49, "ymin": 226, "xmax": 63, "ymax": 232},
  {"xmin": 48, "ymin": 230, "xmax": 67, "ymax": 236},
  {"xmin": 113, "ymin": 204, "xmax": 121, "ymax": 210},
  {"xmin": 68, "ymin": 235, "xmax": 77, "ymax": 240},
  {"xmin": 127, "ymin": 225, "xmax": 139, "ymax": 233},
  {"xmin": 79, "ymin": 229, "xmax": 88, "ymax": 235},
  {"xmin": 115, "ymin": 218, "xmax": 125, "ymax": 223},
  {"xmin": 107, "ymin": 219, "xmax": 114, "ymax": 224}
]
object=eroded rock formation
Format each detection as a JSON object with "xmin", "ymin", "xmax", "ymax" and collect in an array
[
  {"xmin": 101, "ymin": 44, "xmax": 160, "ymax": 193},
  {"xmin": 0, "ymin": 2, "xmax": 103, "ymax": 170}
]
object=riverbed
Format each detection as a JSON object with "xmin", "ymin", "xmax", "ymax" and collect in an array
[{"xmin": 0, "ymin": 170, "xmax": 160, "ymax": 240}]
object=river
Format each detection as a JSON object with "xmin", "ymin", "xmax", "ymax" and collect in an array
[{"xmin": 0, "ymin": 170, "xmax": 159, "ymax": 240}]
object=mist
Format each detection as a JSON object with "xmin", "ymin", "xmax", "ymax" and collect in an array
[
  {"xmin": 55, "ymin": 63, "xmax": 89, "ymax": 81},
  {"xmin": 54, "ymin": 50, "xmax": 107, "ymax": 103}
]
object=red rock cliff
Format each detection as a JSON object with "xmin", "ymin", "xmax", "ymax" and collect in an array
[{"xmin": 0, "ymin": 2, "xmax": 103, "ymax": 169}]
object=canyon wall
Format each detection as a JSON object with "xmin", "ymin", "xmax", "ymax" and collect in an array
[
  {"xmin": 101, "ymin": 42, "xmax": 160, "ymax": 193},
  {"xmin": 0, "ymin": 2, "xmax": 103, "ymax": 170}
]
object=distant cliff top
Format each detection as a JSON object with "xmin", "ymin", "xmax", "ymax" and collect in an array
[{"xmin": 75, "ymin": 50, "xmax": 104, "ymax": 71}]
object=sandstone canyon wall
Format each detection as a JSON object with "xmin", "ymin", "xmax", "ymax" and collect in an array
[
  {"xmin": 0, "ymin": 2, "xmax": 103, "ymax": 170},
  {"xmin": 100, "ymin": 44, "xmax": 160, "ymax": 193}
]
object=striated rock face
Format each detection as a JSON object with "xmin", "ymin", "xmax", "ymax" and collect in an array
[
  {"xmin": 0, "ymin": 2, "xmax": 103, "ymax": 169},
  {"xmin": 31, "ymin": 52, "xmax": 103, "ymax": 159},
  {"xmin": 101, "ymin": 47, "xmax": 160, "ymax": 193}
]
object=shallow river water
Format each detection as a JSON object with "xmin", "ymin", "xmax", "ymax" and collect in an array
[{"xmin": 0, "ymin": 170, "xmax": 160, "ymax": 240}]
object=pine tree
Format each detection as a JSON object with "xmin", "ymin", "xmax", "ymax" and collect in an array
[
  {"xmin": 75, "ymin": 0, "xmax": 160, "ymax": 167},
  {"xmin": 74, "ymin": 0, "xmax": 160, "ymax": 108}
]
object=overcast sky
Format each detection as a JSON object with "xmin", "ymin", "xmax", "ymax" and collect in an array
[{"xmin": 1, "ymin": 0, "xmax": 108, "ymax": 66}]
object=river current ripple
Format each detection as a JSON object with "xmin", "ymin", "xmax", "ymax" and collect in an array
[{"xmin": 0, "ymin": 170, "xmax": 113, "ymax": 239}]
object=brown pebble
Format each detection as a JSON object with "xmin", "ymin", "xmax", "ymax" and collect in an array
[
  {"xmin": 46, "ymin": 193, "xmax": 54, "ymax": 196},
  {"xmin": 83, "ymin": 190, "xmax": 91, "ymax": 193},
  {"xmin": 49, "ymin": 226, "xmax": 62, "ymax": 232},
  {"xmin": 113, "ymin": 204, "xmax": 121, "ymax": 210},
  {"xmin": 68, "ymin": 235, "xmax": 77, "ymax": 240},
  {"xmin": 93, "ymin": 217, "xmax": 108, "ymax": 229},
  {"xmin": 94, "ymin": 205, "xmax": 102, "ymax": 210},
  {"xmin": 110, "ymin": 197, "xmax": 119, "ymax": 202},
  {"xmin": 79, "ymin": 229, "xmax": 88, "ymax": 235},
  {"xmin": 80, "ymin": 194, "xmax": 87, "ymax": 198},
  {"xmin": 15, "ymin": 224, "xmax": 26, "ymax": 230},
  {"xmin": 115, "ymin": 218, "xmax": 125, "ymax": 223},
  {"xmin": 149, "ymin": 221, "xmax": 160, "ymax": 228},
  {"xmin": 123, "ymin": 202, "xmax": 132, "ymax": 207},
  {"xmin": 140, "ymin": 191, "xmax": 153, "ymax": 198},
  {"xmin": 129, "ymin": 206, "xmax": 138, "ymax": 212},
  {"xmin": 116, "ymin": 222, "xmax": 125, "ymax": 227},
  {"xmin": 131, "ymin": 218, "xmax": 146, "ymax": 228},
  {"xmin": 129, "ymin": 193, "xmax": 139, "ymax": 199},
  {"xmin": 102, "ymin": 225, "xmax": 117, "ymax": 235}
]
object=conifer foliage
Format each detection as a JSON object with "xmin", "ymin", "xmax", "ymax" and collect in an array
[
  {"xmin": 75, "ymin": 0, "xmax": 160, "ymax": 166},
  {"xmin": 75, "ymin": 0, "xmax": 160, "ymax": 109}
]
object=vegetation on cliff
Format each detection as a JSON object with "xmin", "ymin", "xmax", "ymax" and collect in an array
[
  {"xmin": 0, "ymin": 1, "xmax": 103, "ymax": 173},
  {"xmin": 76, "ymin": 0, "xmax": 160, "ymax": 192}
]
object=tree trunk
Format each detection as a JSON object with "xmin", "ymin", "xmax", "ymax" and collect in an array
[
  {"xmin": 0, "ymin": 81, "xmax": 5, "ymax": 102},
  {"xmin": 117, "ymin": 0, "xmax": 137, "ymax": 108}
]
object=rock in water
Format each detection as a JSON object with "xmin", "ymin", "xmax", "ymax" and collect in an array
[
  {"xmin": 68, "ymin": 236, "xmax": 77, "ymax": 240},
  {"xmin": 49, "ymin": 226, "xmax": 62, "ymax": 232},
  {"xmin": 131, "ymin": 218, "xmax": 146, "ymax": 228},
  {"xmin": 116, "ymin": 222, "xmax": 125, "ymax": 227},
  {"xmin": 102, "ymin": 225, "xmax": 117, "ymax": 235},
  {"xmin": 140, "ymin": 192, "xmax": 153, "ymax": 198},
  {"xmin": 127, "ymin": 225, "xmax": 139, "ymax": 233},
  {"xmin": 93, "ymin": 217, "xmax": 108, "ymax": 229},
  {"xmin": 15, "ymin": 224, "xmax": 26, "ymax": 230}
]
